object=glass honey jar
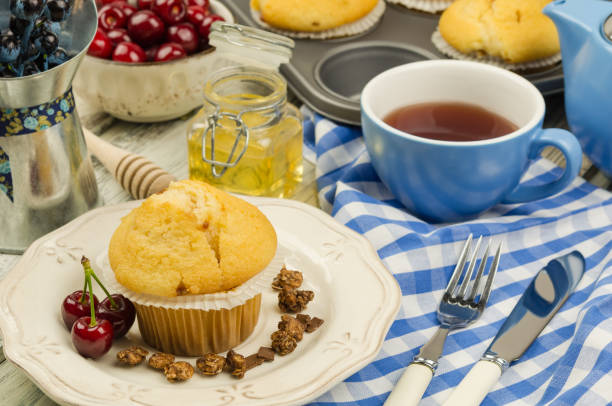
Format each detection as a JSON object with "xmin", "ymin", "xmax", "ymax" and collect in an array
[{"xmin": 187, "ymin": 23, "xmax": 303, "ymax": 197}]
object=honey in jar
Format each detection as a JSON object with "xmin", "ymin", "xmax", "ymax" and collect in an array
[
  {"xmin": 188, "ymin": 67, "xmax": 302, "ymax": 197},
  {"xmin": 187, "ymin": 23, "xmax": 302, "ymax": 197}
]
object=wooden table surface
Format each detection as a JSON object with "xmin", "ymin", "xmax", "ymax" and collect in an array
[{"xmin": 0, "ymin": 93, "xmax": 609, "ymax": 405}]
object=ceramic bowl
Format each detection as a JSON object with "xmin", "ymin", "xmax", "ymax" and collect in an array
[{"xmin": 73, "ymin": 0, "xmax": 234, "ymax": 123}]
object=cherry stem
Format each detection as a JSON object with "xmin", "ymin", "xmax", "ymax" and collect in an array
[
  {"xmin": 90, "ymin": 272, "xmax": 117, "ymax": 309},
  {"xmin": 88, "ymin": 275, "xmax": 96, "ymax": 327},
  {"xmin": 81, "ymin": 256, "xmax": 117, "ymax": 309}
]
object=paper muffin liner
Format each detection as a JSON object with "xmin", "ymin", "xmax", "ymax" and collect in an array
[
  {"xmin": 99, "ymin": 245, "xmax": 287, "ymax": 356},
  {"xmin": 387, "ymin": 0, "xmax": 453, "ymax": 13},
  {"xmin": 432, "ymin": 29, "xmax": 562, "ymax": 71},
  {"xmin": 250, "ymin": 0, "xmax": 385, "ymax": 40}
]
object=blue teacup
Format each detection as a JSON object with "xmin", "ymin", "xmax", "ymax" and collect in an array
[{"xmin": 361, "ymin": 60, "xmax": 582, "ymax": 223}]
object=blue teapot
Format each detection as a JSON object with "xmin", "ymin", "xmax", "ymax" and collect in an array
[{"xmin": 544, "ymin": 0, "xmax": 612, "ymax": 175}]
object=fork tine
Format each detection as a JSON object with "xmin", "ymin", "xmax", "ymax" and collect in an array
[
  {"xmin": 478, "ymin": 242, "xmax": 502, "ymax": 307},
  {"xmin": 466, "ymin": 240, "xmax": 491, "ymax": 302},
  {"xmin": 445, "ymin": 234, "xmax": 473, "ymax": 296},
  {"xmin": 456, "ymin": 236, "xmax": 483, "ymax": 298}
]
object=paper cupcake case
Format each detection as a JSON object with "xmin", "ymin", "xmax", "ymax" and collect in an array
[
  {"xmin": 250, "ymin": 0, "xmax": 386, "ymax": 40},
  {"xmin": 432, "ymin": 29, "xmax": 562, "ymax": 71},
  {"xmin": 387, "ymin": 0, "xmax": 453, "ymax": 13},
  {"xmin": 99, "ymin": 246, "xmax": 287, "ymax": 356}
]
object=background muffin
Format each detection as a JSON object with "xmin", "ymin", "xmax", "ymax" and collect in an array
[
  {"xmin": 251, "ymin": 0, "xmax": 378, "ymax": 32},
  {"xmin": 439, "ymin": 0, "xmax": 560, "ymax": 63},
  {"xmin": 109, "ymin": 180, "xmax": 277, "ymax": 297}
]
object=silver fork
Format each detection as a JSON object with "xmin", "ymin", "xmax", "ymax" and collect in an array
[{"xmin": 384, "ymin": 234, "xmax": 502, "ymax": 406}]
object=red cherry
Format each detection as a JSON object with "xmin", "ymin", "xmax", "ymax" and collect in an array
[
  {"xmin": 112, "ymin": 1, "xmax": 137, "ymax": 18},
  {"xmin": 186, "ymin": 5, "xmax": 207, "ymax": 26},
  {"xmin": 151, "ymin": 0, "xmax": 186, "ymax": 25},
  {"xmin": 187, "ymin": 0, "xmax": 208, "ymax": 9},
  {"xmin": 112, "ymin": 41, "xmax": 146, "ymax": 62},
  {"xmin": 198, "ymin": 14, "xmax": 223, "ymax": 38},
  {"xmin": 71, "ymin": 317, "xmax": 113, "ymax": 359},
  {"xmin": 137, "ymin": 0, "xmax": 152, "ymax": 9},
  {"xmin": 155, "ymin": 42, "xmax": 186, "ymax": 62},
  {"xmin": 106, "ymin": 28, "xmax": 132, "ymax": 45},
  {"xmin": 61, "ymin": 291, "xmax": 100, "ymax": 330},
  {"xmin": 127, "ymin": 10, "xmax": 165, "ymax": 47},
  {"xmin": 87, "ymin": 30, "xmax": 114, "ymax": 59},
  {"xmin": 98, "ymin": 5, "xmax": 127, "ymax": 30},
  {"xmin": 100, "ymin": 0, "xmax": 121, "ymax": 5},
  {"xmin": 145, "ymin": 45, "xmax": 158, "ymax": 61},
  {"xmin": 167, "ymin": 23, "xmax": 198, "ymax": 54},
  {"xmin": 96, "ymin": 294, "xmax": 136, "ymax": 339}
]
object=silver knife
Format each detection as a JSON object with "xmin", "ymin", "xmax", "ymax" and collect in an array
[{"xmin": 443, "ymin": 251, "xmax": 585, "ymax": 406}]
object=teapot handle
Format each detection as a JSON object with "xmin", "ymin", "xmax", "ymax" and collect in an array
[{"xmin": 502, "ymin": 128, "xmax": 582, "ymax": 204}]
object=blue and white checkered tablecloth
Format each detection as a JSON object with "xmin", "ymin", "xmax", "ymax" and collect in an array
[{"xmin": 301, "ymin": 108, "xmax": 612, "ymax": 406}]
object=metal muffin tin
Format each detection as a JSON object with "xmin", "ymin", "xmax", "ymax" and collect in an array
[{"xmin": 225, "ymin": 0, "xmax": 564, "ymax": 125}]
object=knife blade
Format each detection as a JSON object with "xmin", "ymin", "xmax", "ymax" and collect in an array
[{"xmin": 443, "ymin": 251, "xmax": 585, "ymax": 406}]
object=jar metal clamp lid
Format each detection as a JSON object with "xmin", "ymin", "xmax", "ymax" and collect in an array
[{"xmin": 200, "ymin": 22, "xmax": 295, "ymax": 178}]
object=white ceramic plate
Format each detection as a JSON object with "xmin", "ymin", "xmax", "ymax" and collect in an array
[{"xmin": 0, "ymin": 197, "xmax": 401, "ymax": 406}]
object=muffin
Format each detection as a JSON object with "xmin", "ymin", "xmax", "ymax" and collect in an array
[
  {"xmin": 107, "ymin": 179, "xmax": 278, "ymax": 356},
  {"xmin": 250, "ymin": 0, "xmax": 384, "ymax": 39},
  {"xmin": 438, "ymin": 0, "xmax": 560, "ymax": 64}
]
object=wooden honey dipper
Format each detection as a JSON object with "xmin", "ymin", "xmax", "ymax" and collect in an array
[{"xmin": 83, "ymin": 128, "xmax": 175, "ymax": 199}]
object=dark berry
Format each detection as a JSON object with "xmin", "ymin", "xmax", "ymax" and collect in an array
[
  {"xmin": 154, "ymin": 42, "xmax": 186, "ymax": 62},
  {"xmin": 47, "ymin": 46, "xmax": 69, "ymax": 67},
  {"xmin": 22, "ymin": 61, "xmax": 41, "ymax": 76},
  {"xmin": 35, "ymin": 31, "xmax": 59, "ymax": 55},
  {"xmin": 46, "ymin": 0, "xmax": 73, "ymax": 22},
  {"xmin": 10, "ymin": 0, "xmax": 47, "ymax": 20},
  {"xmin": 112, "ymin": 41, "xmax": 146, "ymax": 62},
  {"xmin": 9, "ymin": 16, "xmax": 29, "ymax": 37},
  {"xmin": 0, "ymin": 33, "xmax": 21, "ymax": 64}
]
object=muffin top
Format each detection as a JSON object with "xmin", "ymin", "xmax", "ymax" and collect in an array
[
  {"xmin": 251, "ymin": 0, "xmax": 378, "ymax": 32},
  {"xmin": 108, "ymin": 180, "xmax": 277, "ymax": 297},
  {"xmin": 439, "ymin": 0, "xmax": 560, "ymax": 63}
]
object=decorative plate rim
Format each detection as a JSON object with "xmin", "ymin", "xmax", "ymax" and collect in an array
[{"xmin": 0, "ymin": 196, "xmax": 401, "ymax": 406}]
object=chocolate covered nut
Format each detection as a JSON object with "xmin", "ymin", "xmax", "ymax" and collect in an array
[
  {"xmin": 226, "ymin": 349, "xmax": 246, "ymax": 379},
  {"xmin": 117, "ymin": 346, "xmax": 149, "ymax": 365},
  {"xmin": 278, "ymin": 314, "xmax": 306, "ymax": 341},
  {"xmin": 196, "ymin": 353, "xmax": 226, "ymax": 376},
  {"xmin": 272, "ymin": 267, "xmax": 303, "ymax": 290},
  {"xmin": 271, "ymin": 330, "xmax": 297, "ymax": 355},
  {"xmin": 164, "ymin": 361, "xmax": 194, "ymax": 382},
  {"xmin": 278, "ymin": 288, "xmax": 314, "ymax": 313},
  {"xmin": 148, "ymin": 352, "xmax": 175, "ymax": 370}
]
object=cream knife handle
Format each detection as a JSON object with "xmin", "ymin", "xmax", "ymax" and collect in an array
[
  {"xmin": 442, "ymin": 361, "xmax": 502, "ymax": 406},
  {"xmin": 384, "ymin": 363, "xmax": 433, "ymax": 406}
]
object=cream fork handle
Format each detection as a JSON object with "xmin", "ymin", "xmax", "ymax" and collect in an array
[
  {"xmin": 442, "ymin": 360, "xmax": 502, "ymax": 406},
  {"xmin": 384, "ymin": 363, "xmax": 433, "ymax": 406}
]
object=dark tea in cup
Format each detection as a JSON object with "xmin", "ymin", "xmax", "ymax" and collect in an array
[{"xmin": 383, "ymin": 102, "xmax": 518, "ymax": 142}]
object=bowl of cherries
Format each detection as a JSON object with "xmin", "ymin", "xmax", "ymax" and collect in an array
[
  {"xmin": 61, "ymin": 256, "xmax": 136, "ymax": 359},
  {"xmin": 73, "ymin": 0, "xmax": 233, "ymax": 123}
]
